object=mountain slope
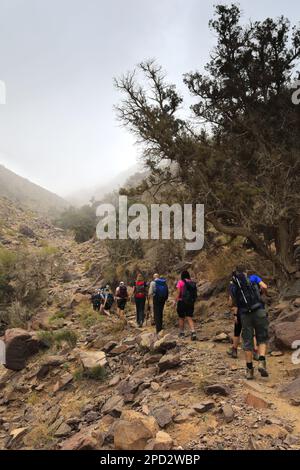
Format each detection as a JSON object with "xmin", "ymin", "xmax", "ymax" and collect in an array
[{"xmin": 0, "ymin": 164, "xmax": 68, "ymax": 214}]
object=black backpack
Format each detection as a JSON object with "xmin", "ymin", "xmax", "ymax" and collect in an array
[
  {"xmin": 182, "ymin": 279, "xmax": 197, "ymax": 305},
  {"xmin": 231, "ymin": 272, "xmax": 261, "ymax": 313},
  {"xmin": 118, "ymin": 285, "xmax": 128, "ymax": 299}
]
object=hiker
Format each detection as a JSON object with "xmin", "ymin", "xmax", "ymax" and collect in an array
[
  {"xmin": 229, "ymin": 265, "xmax": 269, "ymax": 380},
  {"xmin": 228, "ymin": 272, "xmax": 268, "ymax": 359},
  {"xmin": 100, "ymin": 285, "xmax": 114, "ymax": 317},
  {"xmin": 91, "ymin": 289, "xmax": 102, "ymax": 312},
  {"xmin": 149, "ymin": 273, "xmax": 169, "ymax": 333},
  {"xmin": 115, "ymin": 281, "xmax": 128, "ymax": 320},
  {"xmin": 175, "ymin": 270, "xmax": 197, "ymax": 341},
  {"xmin": 132, "ymin": 273, "xmax": 148, "ymax": 328}
]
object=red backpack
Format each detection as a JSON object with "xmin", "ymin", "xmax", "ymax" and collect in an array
[{"xmin": 135, "ymin": 281, "xmax": 146, "ymax": 299}]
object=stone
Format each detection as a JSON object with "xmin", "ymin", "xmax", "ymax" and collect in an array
[
  {"xmin": 145, "ymin": 431, "xmax": 173, "ymax": 450},
  {"xmin": 222, "ymin": 404, "xmax": 234, "ymax": 423},
  {"xmin": 144, "ymin": 353, "xmax": 163, "ymax": 365},
  {"xmin": 102, "ymin": 395, "xmax": 124, "ymax": 417},
  {"xmin": 114, "ymin": 420, "xmax": 153, "ymax": 451},
  {"xmin": 102, "ymin": 341, "xmax": 118, "ymax": 353},
  {"xmin": 174, "ymin": 409, "xmax": 196, "ymax": 423},
  {"xmin": 153, "ymin": 334, "xmax": 177, "ymax": 353},
  {"xmin": 151, "ymin": 406, "xmax": 173, "ymax": 428},
  {"xmin": 150, "ymin": 382, "xmax": 160, "ymax": 392},
  {"xmin": 120, "ymin": 410, "xmax": 158, "ymax": 436},
  {"xmin": 79, "ymin": 350, "xmax": 107, "ymax": 370},
  {"xmin": 4, "ymin": 328, "xmax": 42, "ymax": 371},
  {"xmin": 61, "ymin": 426, "xmax": 104, "ymax": 450},
  {"xmin": 273, "ymin": 317, "xmax": 300, "ymax": 349},
  {"xmin": 214, "ymin": 333, "xmax": 229, "ymax": 342},
  {"xmin": 53, "ymin": 372, "xmax": 73, "ymax": 393},
  {"xmin": 204, "ymin": 384, "xmax": 230, "ymax": 397},
  {"xmin": 192, "ymin": 401, "xmax": 215, "ymax": 413},
  {"xmin": 37, "ymin": 356, "xmax": 65, "ymax": 379},
  {"xmin": 270, "ymin": 351, "xmax": 284, "ymax": 357},
  {"xmin": 54, "ymin": 423, "xmax": 72, "ymax": 437},
  {"xmin": 109, "ymin": 375, "xmax": 121, "ymax": 387},
  {"xmin": 280, "ymin": 377, "xmax": 300, "ymax": 399},
  {"xmin": 109, "ymin": 344, "xmax": 130, "ymax": 356},
  {"xmin": 139, "ymin": 333, "xmax": 157, "ymax": 351},
  {"xmin": 158, "ymin": 353, "xmax": 181, "ymax": 372},
  {"xmin": 258, "ymin": 425, "xmax": 288, "ymax": 439},
  {"xmin": 245, "ymin": 392, "xmax": 270, "ymax": 409}
]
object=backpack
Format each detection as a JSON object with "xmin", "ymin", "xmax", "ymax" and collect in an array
[
  {"xmin": 154, "ymin": 278, "xmax": 168, "ymax": 300},
  {"xmin": 135, "ymin": 281, "xmax": 146, "ymax": 298},
  {"xmin": 182, "ymin": 279, "xmax": 197, "ymax": 305},
  {"xmin": 118, "ymin": 285, "xmax": 128, "ymax": 299},
  {"xmin": 231, "ymin": 272, "xmax": 262, "ymax": 313},
  {"xmin": 104, "ymin": 293, "xmax": 114, "ymax": 309}
]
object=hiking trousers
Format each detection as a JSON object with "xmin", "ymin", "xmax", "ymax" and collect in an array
[
  {"xmin": 135, "ymin": 297, "xmax": 146, "ymax": 325},
  {"xmin": 240, "ymin": 308, "xmax": 269, "ymax": 351},
  {"xmin": 153, "ymin": 297, "xmax": 166, "ymax": 333}
]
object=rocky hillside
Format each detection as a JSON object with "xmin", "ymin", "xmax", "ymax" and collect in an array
[
  {"xmin": 0, "ymin": 165, "xmax": 68, "ymax": 215},
  {"xmin": 1, "ymin": 198, "xmax": 300, "ymax": 451}
]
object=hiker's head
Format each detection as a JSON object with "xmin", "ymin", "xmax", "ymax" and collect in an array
[
  {"xmin": 153, "ymin": 273, "xmax": 159, "ymax": 280},
  {"xmin": 236, "ymin": 265, "xmax": 247, "ymax": 275},
  {"xmin": 136, "ymin": 273, "xmax": 143, "ymax": 282},
  {"xmin": 181, "ymin": 270, "xmax": 191, "ymax": 280},
  {"xmin": 120, "ymin": 281, "xmax": 125, "ymax": 286}
]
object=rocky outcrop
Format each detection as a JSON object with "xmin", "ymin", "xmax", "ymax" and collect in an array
[{"xmin": 4, "ymin": 329, "xmax": 43, "ymax": 371}]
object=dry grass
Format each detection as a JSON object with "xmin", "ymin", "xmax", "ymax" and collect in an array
[{"xmin": 23, "ymin": 424, "xmax": 55, "ymax": 449}]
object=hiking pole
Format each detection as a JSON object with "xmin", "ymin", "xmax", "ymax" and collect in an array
[{"xmin": 233, "ymin": 275, "xmax": 249, "ymax": 309}]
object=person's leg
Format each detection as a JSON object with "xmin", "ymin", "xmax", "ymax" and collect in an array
[
  {"xmin": 228, "ymin": 312, "xmax": 241, "ymax": 358},
  {"xmin": 135, "ymin": 299, "xmax": 140, "ymax": 325},
  {"xmin": 153, "ymin": 298, "xmax": 159, "ymax": 332},
  {"xmin": 177, "ymin": 301, "xmax": 185, "ymax": 336},
  {"xmin": 240, "ymin": 312, "xmax": 255, "ymax": 379},
  {"xmin": 186, "ymin": 316, "xmax": 195, "ymax": 332},
  {"xmin": 157, "ymin": 299, "xmax": 165, "ymax": 333},
  {"xmin": 253, "ymin": 309, "xmax": 269, "ymax": 377},
  {"xmin": 139, "ymin": 298, "xmax": 146, "ymax": 326}
]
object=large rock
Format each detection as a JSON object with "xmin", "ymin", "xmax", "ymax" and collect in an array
[
  {"xmin": 145, "ymin": 431, "xmax": 173, "ymax": 450},
  {"xmin": 273, "ymin": 317, "xmax": 300, "ymax": 349},
  {"xmin": 61, "ymin": 425, "xmax": 104, "ymax": 450},
  {"xmin": 204, "ymin": 383, "xmax": 230, "ymax": 397},
  {"xmin": 245, "ymin": 392, "xmax": 270, "ymax": 409},
  {"xmin": 102, "ymin": 395, "xmax": 124, "ymax": 417},
  {"xmin": 280, "ymin": 377, "xmax": 300, "ymax": 399},
  {"xmin": 79, "ymin": 350, "xmax": 107, "ymax": 370},
  {"xmin": 4, "ymin": 329, "xmax": 42, "ymax": 371},
  {"xmin": 151, "ymin": 406, "xmax": 174, "ymax": 428},
  {"xmin": 114, "ymin": 410, "xmax": 158, "ymax": 450},
  {"xmin": 153, "ymin": 334, "xmax": 177, "ymax": 353},
  {"xmin": 139, "ymin": 333, "xmax": 157, "ymax": 351},
  {"xmin": 158, "ymin": 353, "xmax": 181, "ymax": 372}
]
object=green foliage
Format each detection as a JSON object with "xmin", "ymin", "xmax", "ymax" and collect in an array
[
  {"xmin": 56, "ymin": 205, "xmax": 97, "ymax": 243},
  {"xmin": 38, "ymin": 329, "xmax": 77, "ymax": 349},
  {"xmin": 73, "ymin": 365, "xmax": 108, "ymax": 382}
]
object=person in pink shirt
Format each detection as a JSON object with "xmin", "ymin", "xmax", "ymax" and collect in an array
[{"xmin": 175, "ymin": 270, "xmax": 197, "ymax": 340}]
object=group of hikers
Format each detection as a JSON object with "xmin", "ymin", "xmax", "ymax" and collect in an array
[{"xmin": 91, "ymin": 265, "xmax": 270, "ymax": 380}]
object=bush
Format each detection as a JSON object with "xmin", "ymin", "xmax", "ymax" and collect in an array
[
  {"xmin": 55, "ymin": 205, "xmax": 97, "ymax": 243},
  {"xmin": 4, "ymin": 301, "xmax": 33, "ymax": 328},
  {"xmin": 73, "ymin": 365, "xmax": 107, "ymax": 382},
  {"xmin": 38, "ymin": 329, "xmax": 77, "ymax": 349}
]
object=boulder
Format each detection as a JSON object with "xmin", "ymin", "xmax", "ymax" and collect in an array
[
  {"xmin": 273, "ymin": 317, "xmax": 300, "ymax": 349},
  {"xmin": 102, "ymin": 341, "xmax": 118, "ymax": 354},
  {"xmin": 192, "ymin": 401, "xmax": 215, "ymax": 413},
  {"xmin": 145, "ymin": 431, "xmax": 173, "ymax": 450},
  {"xmin": 102, "ymin": 395, "xmax": 124, "ymax": 417},
  {"xmin": 222, "ymin": 404, "xmax": 234, "ymax": 423},
  {"xmin": 280, "ymin": 377, "xmax": 300, "ymax": 399},
  {"xmin": 4, "ymin": 329, "xmax": 42, "ymax": 371},
  {"xmin": 53, "ymin": 372, "xmax": 73, "ymax": 393},
  {"xmin": 79, "ymin": 350, "xmax": 107, "ymax": 370},
  {"xmin": 37, "ymin": 356, "xmax": 65, "ymax": 379},
  {"xmin": 151, "ymin": 405, "xmax": 174, "ymax": 428},
  {"xmin": 139, "ymin": 333, "xmax": 157, "ymax": 351},
  {"xmin": 245, "ymin": 392, "xmax": 270, "ymax": 409},
  {"xmin": 153, "ymin": 334, "xmax": 177, "ymax": 353},
  {"xmin": 158, "ymin": 353, "xmax": 181, "ymax": 372},
  {"xmin": 114, "ymin": 410, "xmax": 158, "ymax": 450},
  {"xmin": 61, "ymin": 426, "xmax": 104, "ymax": 450}
]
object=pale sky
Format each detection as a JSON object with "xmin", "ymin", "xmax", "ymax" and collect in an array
[{"xmin": 0, "ymin": 0, "xmax": 299, "ymax": 196}]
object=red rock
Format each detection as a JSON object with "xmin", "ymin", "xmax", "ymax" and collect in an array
[{"xmin": 245, "ymin": 392, "xmax": 270, "ymax": 409}]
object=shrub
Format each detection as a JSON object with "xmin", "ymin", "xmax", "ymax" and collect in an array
[{"xmin": 73, "ymin": 365, "xmax": 107, "ymax": 382}]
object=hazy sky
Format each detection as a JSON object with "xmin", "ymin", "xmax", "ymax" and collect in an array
[{"xmin": 0, "ymin": 0, "xmax": 299, "ymax": 197}]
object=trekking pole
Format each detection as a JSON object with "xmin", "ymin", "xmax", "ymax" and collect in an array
[{"xmin": 233, "ymin": 275, "xmax": 249, "ymax": 308}]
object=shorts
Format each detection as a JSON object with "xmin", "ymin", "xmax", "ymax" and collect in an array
[
  {"xmin": 240, "ymin": 308, "xmax": 269, "ymax": 351},
  {"xmin": 177, "ymin": 300, "xmax": 194, "ymax": 318},
  {"xmin": 117, "ymin": 299, "xmax": 127, "ymax": 310}
]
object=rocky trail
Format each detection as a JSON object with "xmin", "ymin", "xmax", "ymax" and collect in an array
[{"xmin": 1, "ymin": 197, "xmax": 300, "ymax": 450}]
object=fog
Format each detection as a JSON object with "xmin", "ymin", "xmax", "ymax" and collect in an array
[{"xmin": 0, "ymin": 0, "xmax": 299, "ymax": 197}]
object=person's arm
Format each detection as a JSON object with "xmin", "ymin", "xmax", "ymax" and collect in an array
[
  {"xmin": 259, "ymin": 280, "xmax": 268, "ymax": 292},
  {"xmin": 148, "ymin": 281, "xmax": 154, "ymax": 297}
]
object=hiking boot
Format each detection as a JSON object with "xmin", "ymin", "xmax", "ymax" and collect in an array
[
  {"xmin": 246, "ymin": 367, "xmax": 254, "ymax": 380},
  {"xmin": 253, "ymin": 350, "xmax": 260, "ymax": 361},
  {"xmin": 227, "ymin": 347, "xmax": 238, "ymax": 359},
  {"xmin": 258, "ymin": 360, "xmax": 269, "ymax": 377},
  {"xmin": 178, "ymin": 331, "xmax": 185, "ymax": 338},
  {"xmin": 191, "ymin": 332, "xmax": 197, "ymax": 341}
]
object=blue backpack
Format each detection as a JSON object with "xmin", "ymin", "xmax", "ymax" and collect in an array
[{"xmin": 154, "ymin": 278, "xmax": 169, "ymax": 300}]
